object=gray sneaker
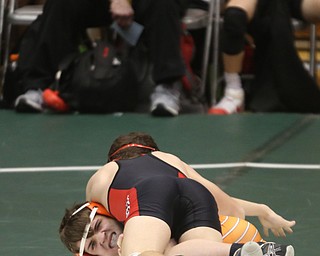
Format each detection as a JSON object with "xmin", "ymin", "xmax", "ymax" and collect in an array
[
  {"xmin": 15, "ymin": 90, "xmax": 43, "ymax": 112},
  {"xmin": 260, "ymin": 242, "xmax": 294, "ymax": 256},
  {"xmin": 233, "ymin": 242, "xmax": 295, "ymax": 256},
  {"xmin": 234, "ymin": 242, "xmax": 263, "ymax": 256},
  {"xmin": 150, "ymin": 83, "xmax": 181, "ymax": 116}
]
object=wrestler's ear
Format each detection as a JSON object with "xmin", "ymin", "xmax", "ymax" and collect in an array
[{"xmin": 117, "ymin": 234, "xmax": 124, "ymax": 256}]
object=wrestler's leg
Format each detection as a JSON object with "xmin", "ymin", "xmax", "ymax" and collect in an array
[
  {"xmin": 220, "ymin": 215, "xmax": 264, "ymax": 243},
  {"xmin": 166, "ymin": 238, "xmax": 233, "ymax": 256},
  {"xmin": 166, "ymin": 229, "xmax": 266, "ymax": 256},
  {"xmin": 120, "ymin": 217, "xmax": 232, "ymax": 256}
]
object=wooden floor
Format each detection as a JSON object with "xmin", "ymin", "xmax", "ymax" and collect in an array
[{"xmin": 0, "ymin": 109, "xmax": 319, "ymax": 255}]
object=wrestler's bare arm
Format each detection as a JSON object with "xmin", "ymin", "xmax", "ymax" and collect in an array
[
  {"xmin": 86, "ymin": 161, "xmax": 119, "ymax": 210},
  {"xmin": 150, "ymin": 151, "xmax": 243, "ymax": 217},
  {"xmin": 152, "ymin": 151, "xmax": 295, "ymax": 237}
]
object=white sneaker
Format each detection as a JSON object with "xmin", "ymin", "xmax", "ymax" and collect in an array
[
  {"xmin": 15, "ymin": 90, "xmax": 43, "ymax": 112},
  {"xmin": 234, "ymin": 242, "xmax": 263, "ymax": 256},
  {"xmin": 208, "ymin": 88, "xmax": 244, "ymax": 115},
  {"xmin": 150, "ymin": 83, "xmax": 181, "ymax": 116}
]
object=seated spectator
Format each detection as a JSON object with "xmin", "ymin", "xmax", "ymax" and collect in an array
[
  {"xmin": 13, "ymin": 0, "xmax": 194, "ymax": 116},
  {"xmin": 209, "ymin": 0, "xmax": 320, "ymax": 114}
]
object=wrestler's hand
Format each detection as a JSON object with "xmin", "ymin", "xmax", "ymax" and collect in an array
[
  {"xmin": 258, "ymin": 207, "xmax": 296, "ymax": 237},
  {"xmin": 110, "ymin": 0, "xmax": 134, "ymax": 28},
  {"xmin": 117, "ymin": 234, "xmax": 124, "ymax": 256}
]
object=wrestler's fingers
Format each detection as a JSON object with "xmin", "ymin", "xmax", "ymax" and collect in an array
[
  {"xmin": 117, "ymin": 234, "xmax": 124, "ymax": 256},
  {"xmin": 283, "ymin": 226, "xmax": 294, "ymax": 234},
  {"xmin": 286, "ymin": 220, "xmax": 296, "ymax": 228},
  {"xmin": 271, "ymin": 228, "xmax": 281, "ymax": 237},
  {"xmin": 277, "ymin": 228, "xmax": 287, "ymax": 237}
]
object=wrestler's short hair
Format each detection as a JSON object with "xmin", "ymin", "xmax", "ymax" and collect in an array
[
  {"xmin": 108, "ymin": 132, "xmax": 159, "ymax": 161},
  {"xmin": 59, "ymin": 203, "xmax": 92, "ymax": 254}
]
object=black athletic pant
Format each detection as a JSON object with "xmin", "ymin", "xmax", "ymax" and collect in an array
[{"xmin": 21, "ymin": 0, "xmax": 188, "ymax": 91}]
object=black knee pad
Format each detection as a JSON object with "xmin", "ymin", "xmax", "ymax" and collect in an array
[{"xmin": 222, "ymin": 7, "xmax": 248, "ymax": 55}]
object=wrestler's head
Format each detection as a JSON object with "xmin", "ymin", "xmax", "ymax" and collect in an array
[
  {"xmin": 59, "ymin": 202, "xmax": 123, "ymax": 256},
  {"xmin": 108, "ymin": 132, "xmax": 159, "ymax": 161}
]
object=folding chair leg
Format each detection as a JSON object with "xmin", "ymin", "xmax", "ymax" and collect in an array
[
  {"xmin": 211, "ymin": 0, "xmax": 221, "ymax": 105},
  {"xmin": 200, "ymin": 0, "xmax": 215, "ymax": 97},
  {"xmin": 200, "ymin": 0, "xmax": 222, "ymax": 106},
  {"xmin": 0, "ymin": 0, "xmax": 6, "ymax": 89},
  {"xmin": 1, "ymin": 1, "xmax": 44, "ymax": 94},
  {"xmin": 309, "ymin": 24, "xmax": 317, "ymax": 78},
  {"xmin": 1, "ymin": 22, "xmax": 13, "ymax": 90},
  {"xmin": 0, "ymin": 0, "xmax": 5, "ymax": 50}
]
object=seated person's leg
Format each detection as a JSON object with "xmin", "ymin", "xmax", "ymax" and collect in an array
[
  {"xmin": 209, "ymin": 0, "xmax": 257, "ymax": 115},
  {"xmin": 299, "ymin": 0, "xmax": 320, "ymax": 23},
  {"xmin": 15, "ymin": 0, "xmax": 110, "ymax": 112},
  {"xmin": 133, "ymin": 0, "xmax": 188, "ymax": 117}
]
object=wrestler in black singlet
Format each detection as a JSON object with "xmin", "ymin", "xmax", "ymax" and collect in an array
[{"xmin": 108, "ymin": 154, "xmax": 221, "ymax": 241}]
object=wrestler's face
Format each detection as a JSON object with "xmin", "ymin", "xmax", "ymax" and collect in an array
[{"xmin": 77, "ymin": 215, "xmax": 123, "ymax": 256}]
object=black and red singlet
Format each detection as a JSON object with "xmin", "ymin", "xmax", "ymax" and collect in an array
[{"xmin": 108, "ymin": 154, "xmax": 221, "ymax": 240}]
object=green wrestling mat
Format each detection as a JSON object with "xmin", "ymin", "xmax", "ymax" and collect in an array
[{"xmin": 0, "ymin": 109, "xmax": 319, "ymax": 255}]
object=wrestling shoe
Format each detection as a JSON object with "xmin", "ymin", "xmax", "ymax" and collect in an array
[
  {"xmin": 150, "ymin": 83, "xmax": 181, "ymax": 117},
  {"xmin": 208, "ymin": 88, "xmax": 244, "ymax": 115},
  {"xmin": 260, "ymin": 242, "xmax": 294, "ymax": 256},
  {"xmin": 15, "ymin": 89, "xmax": 43, "ymax": 112},
  {"xmin": 233, "ymin": 242, "xmax": 263, "ymax": 256}
]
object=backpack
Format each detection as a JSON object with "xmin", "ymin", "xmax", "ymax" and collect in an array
[{"xmin": 43, "ymin": 35, "xmax": 139, "ymax": 113}]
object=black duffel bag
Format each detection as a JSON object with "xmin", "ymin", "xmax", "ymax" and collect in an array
[{"xmin": 43, "ymin": 35, "xmax": 139, "ymax": 113}]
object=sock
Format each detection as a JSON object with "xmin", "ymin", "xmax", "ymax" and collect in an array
[
  {"xmin": 224, "ymin": 72, "xmax": 242, "ymax": 90},
  {"xmin": 229, "ymin": 243, "xmax": 243, "ymax": 256}
]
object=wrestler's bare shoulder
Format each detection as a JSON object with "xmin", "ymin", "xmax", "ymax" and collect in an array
[
  {"xmin": 86, "ymin": 161, "xmax": 120, "ymax": 205},
  {"xmin": 91, "ymin": 161, "xmax": 119, "ymax": 181},
  {"xmin": 87, "ymin": 161, "xmax": 119, "ymax": 196},
  {"xmin": 151, "ymin": 151, "xmax": 189, "ymax": 175},
  {"xmin": 152, "ymin": 151, "xmax": 181, "ymax": 161}
]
